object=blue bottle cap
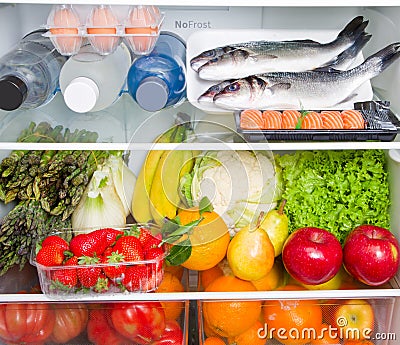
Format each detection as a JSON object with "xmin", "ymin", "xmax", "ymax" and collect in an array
[{"xmin": 136, "ymin": 76, "xmax": 169, "ymax": 112}]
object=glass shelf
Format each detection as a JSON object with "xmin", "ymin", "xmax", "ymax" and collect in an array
[{"xmin": 0, "ymin": 93, "xmax": 399, "ymax": 151}]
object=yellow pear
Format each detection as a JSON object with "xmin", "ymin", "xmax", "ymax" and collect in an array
[
  {"xmin": 260, "ymin": 200, "xmax": 289, "ymax": 257},
  {"xmin": 227, "ymin": 215, "xmax": 275, "ymax": 281}
]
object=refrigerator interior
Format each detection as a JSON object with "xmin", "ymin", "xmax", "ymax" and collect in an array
[{"xmin": 0, "ymin": 3, "xmax": 399, "ymax": 345}]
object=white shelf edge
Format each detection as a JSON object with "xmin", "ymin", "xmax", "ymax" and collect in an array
[
  {"xmin": 2, "ymin": 288, "xmax": 400, "ymax": 303},
  {"xmin": 0, "ymin": 141, "xmax": 399, "ymax": 151}
]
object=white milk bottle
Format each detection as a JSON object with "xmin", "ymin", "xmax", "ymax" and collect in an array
[{"xmin": 59, "ymin": 42, "xmax": 132, "ymax": 113}]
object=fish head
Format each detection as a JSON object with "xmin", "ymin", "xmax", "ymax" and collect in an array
[
  {"xmin": 213, "ymin": 76, "xmax": 270, "ymax": 110},
  {"xmin": 190, "ymin": 46, "xmax": 236, "ymax": 72},
  {"xmin": 198, "ymin": 50, "xmax": 250, "ymax": 81},
  {"xmin": 197, "ymin": 80, "xmax": 235, "ymax": 103}
]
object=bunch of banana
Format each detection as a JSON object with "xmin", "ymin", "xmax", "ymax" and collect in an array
[{"xmin": 132, "ymin": 123, "xmax": 197, "ymax": 225}]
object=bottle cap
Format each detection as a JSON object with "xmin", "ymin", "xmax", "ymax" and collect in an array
[
  {"xmin": 136, "ymin": 76, "xmax": 168, "ymax": 112},
  {"xmin": 63, "ymin": 77, "xmax": 99, "ymax": 113},
  {"xmin": 0, "ymin": 75, "xmax": 28, "ymax": 111}
]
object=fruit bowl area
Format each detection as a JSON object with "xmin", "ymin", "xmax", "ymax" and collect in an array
[
  {"xmin": 198, "ymin": 296, "xmax": 396, "ymax": 345},
  {"xmin": 30, "ymin": 224, "xmax": 167, "ymax": 298}
]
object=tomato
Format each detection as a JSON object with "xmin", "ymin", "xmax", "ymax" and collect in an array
[
  {"xmin": 87, "ymin": 307, "xmax": 130, "ymax": 345},
  {"xmin": 152, "ymin": 320, "xmax": 184, "ymax": 345},
  {"xmin": 111, "ymin": 302, "xmax": 166, "ymax": 344},
  {"xmin": 0, "ymin": 303, "xmax": 55, "ymax": 344},
  {"xmin": 50, "ymin": 303, "xmax": 88, "ymax": 344}
]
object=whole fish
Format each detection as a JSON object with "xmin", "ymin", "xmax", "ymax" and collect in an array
[
  {"xmin": 191, "ymin": 16, "xmax": 369, "ymax": 80},
  {"xmin": 212, "ymin": 42, "xmax": 400, "ymax": 110},
  {"xmin": 198, "ymin": 32, "xmax": 371, "ymax": 103}
]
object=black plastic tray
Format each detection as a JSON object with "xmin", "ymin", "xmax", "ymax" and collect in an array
[{"xmin": 234, "ymin": 101, "xmax": 400, "ymax": 142}]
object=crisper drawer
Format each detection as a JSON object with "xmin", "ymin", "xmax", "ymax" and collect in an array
[
  {"xmin": 0, "ymin": 265, "xmax": 189, "ymax": 345},
  {"xmin": 198, "ymin": 295, "xmax": 396, "ymax": 345}
]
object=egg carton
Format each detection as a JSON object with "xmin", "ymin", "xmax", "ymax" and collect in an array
[{"xmin": 44, "ymin": 4, "xmax": 164, "ymax": 56}]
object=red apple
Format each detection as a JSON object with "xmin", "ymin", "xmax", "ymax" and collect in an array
[
  {"xmin": 343, "ymin": 225, "xmax": 399, "ymax": 286},
  {"xmin": 282, "ymin": 227, "xmax": 343, "ymax": 285}
]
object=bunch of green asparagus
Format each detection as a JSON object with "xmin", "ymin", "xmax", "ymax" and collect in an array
[{"xmin": 0, "ymin": 121, "xmax": 111, "ymax": 275}]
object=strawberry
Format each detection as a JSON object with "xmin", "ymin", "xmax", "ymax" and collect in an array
[
  {"xmin": 69, "ymin": 234, "xmax": 101, "ymax": 257},
  {"xmin": 144, "ymin": 246, "xmax": 165, "ymax": 274},
  {"xmin": 51, "ymin": 256, "xmax": 78, "ymax": 288},
  {"xmin": 136, "ymin": 227, "xmax": 154, "ymax": 245},
  {"xmin": 36, "ymin": 244, "xmax": 65, "ymax": 267},
  {"xmin": 92, "ymin": 228, "xmax": 124, "ymax": 248},
  {"xmin": 122, "ymin": 265, "xmax": 149, "ymax": 292},
  {"xmin": 77, "ymin": 256, "xmax": 102, "ymax": 288},
  {"xmin": 102, "ymin": 247, "xmax": 126, "ymax": 280},
  {"xmin": 142, "ymin": 233, "xmax": 163, "ymax": 253},
  {"xmin": 113, "ymin": 236, "xmax": 144, "ymax": 262},
  {"xmin": 94, "ymin": 273, "xmax": 111, "ymax": 293},
  {"xmin": 41, "ymin": 235, "xmax": 69, "ymax": 251},
  {"xmin": 70, "ymin": 228, "xmax": 123, "ymax": 257}
]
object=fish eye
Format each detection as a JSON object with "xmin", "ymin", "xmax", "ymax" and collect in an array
[
  {"xmin": 228, "ymin": 83, "xmax": 240, "ymax": 91},
  {"xmin": 204, "ymin": 50, "xmax": 215, "ymax": 57},
  {"xmin": 255, "ymin": 78, "xmax": 264, "ymax": 87}
]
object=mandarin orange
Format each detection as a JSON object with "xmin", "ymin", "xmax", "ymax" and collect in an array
[
  {"xmin": 176, "ymin": 207, "xmax": 230, "ymax": 271},
  {"xmin": 227, "ymin": 320, "xmax": 266, "ymax": 345},
  {"xmin": 204, "ymin": 336, "xmax": 226, "ymax": 345},
  {"xmin": 203, "ymin": 275, "xmax": 261, "ymax": 338},
  {"xmin": 262, "ymin": 285, "xmax": 323, "ymax": 345},
  {"xmin": 156, "ymin": 272, "xmax": 185, "ymax": 320}
]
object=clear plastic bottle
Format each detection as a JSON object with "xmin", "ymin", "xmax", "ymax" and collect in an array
[
  {"xmin": 0, "ymin": 30, "xmax": 67, "ymax": 111},
  {"xmin": 127, "ymin": 32, "xmax": 186, "ymax": 112},
  {"xmin": 59, "ymin": 42, "xmax": 132, "ymax": 113}
]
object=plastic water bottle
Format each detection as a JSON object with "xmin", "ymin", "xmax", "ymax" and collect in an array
[
  {"xmin": 59, "ymin": 42, "xmax": 132, "ymax": 113},
  {"xmin": 0, "ymin": 30, "xmax": 67, "ymax": 111},
  {"xmin": 127, "ymin": 32, "xmax": 186, "ymax": 112}
]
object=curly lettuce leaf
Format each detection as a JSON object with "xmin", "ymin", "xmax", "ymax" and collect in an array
[{"xmin": 276, "ymin": 150, "xmax": 390, "ymax": 243}]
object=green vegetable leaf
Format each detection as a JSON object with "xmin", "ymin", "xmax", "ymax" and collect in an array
[
  {"xmin": 166, "ymin": 239, "xmax": 192, "ymax": 266},
  {"xmin": 277, "ymin": 150, "xmax": 390, "ymax": 244},
  {"xmin": 199, "ymin": 196, "xmax": 213, "ymax": 215},
  {"xmin": 295, "ymin": 111, "xmax": 309, "ymax": 129},
  {"xmin": 161, "ymin": 217, "xmax": 203, "ymax": 244},
  {"xmin": 98, "ymin": 176, "xmax": 108, "ymax": 188}
]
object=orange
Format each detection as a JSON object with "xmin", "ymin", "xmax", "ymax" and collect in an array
[
  {"xmin": 344, "ymin": 341, "xmax": 375, "ymax": 345},
  {"xmin": 176, "ymin": 207, "xmax": 230, "ymax": 271},
  {"xmin": 200, "ymin": 264, "xmax": 224, "ymax": 290},
  {"xmin": 228, "ymin": 320, "xmax": 266, "ymax": 345},
  {"xmin": 251, "ymin": 259, "xmax": 284, "ymax": 291},
  {"xmin": 203, "ymin": 336, "xmax": 226, "ymax": 345},
  {"xmin": 164, "ymin": 264, "xmax": 184, "ymax": 280},
  {"xmin": 156, "ymin": 272, "xmax": 185, "ymax": 320},
  {"xmin": 203, "ymin": 275, "xmax": 261, "ymax": 338},
  {"xmin": 203, "ymin": 316, "xmax": 220, "ymax": 338},
  {"xmin": 311, "ymin": 323, "xmax": 341, "ymax": 345},
  {"xmin": 262, "ymin": 285, "xmax": 323, "ymax": 345}
]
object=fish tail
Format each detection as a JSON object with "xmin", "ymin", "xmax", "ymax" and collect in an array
[
  {"xmin": 362, "ymin": 42, "xmax": 400, "ymax": 75},
  {"xmin": 337, "ymin": 33, "xmax": 372, "ymax": 64},
  {"xmin": 336, "ymin": 16, "xmax": 369, "ymax": 43},
  {"xmin": 320, "ymin": 32, "xmax": 372, "ymax": 70}
]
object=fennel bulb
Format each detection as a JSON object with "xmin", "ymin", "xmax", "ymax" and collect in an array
[
  {"xmin": 107, "ymin": 154, "xmax": 136, "ymax": 216},
  {"xmin": 72, "ymin": 154, "xmax": 136, "ymax": 232}
]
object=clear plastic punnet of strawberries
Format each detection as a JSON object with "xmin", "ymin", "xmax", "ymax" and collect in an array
[{"xmin": 31, "ymin": 224, "xmax": 167, "ymax": 296}]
